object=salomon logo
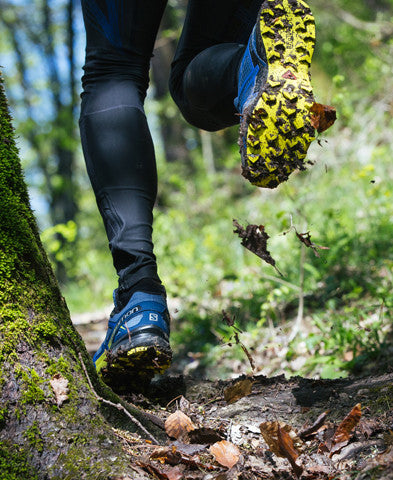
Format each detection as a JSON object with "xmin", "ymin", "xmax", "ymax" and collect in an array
[{"xmin": 149, "ymin": 313, "xmax": 159, "ymax": 322}]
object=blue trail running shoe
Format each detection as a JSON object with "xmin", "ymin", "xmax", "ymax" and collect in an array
[
  {"xmin": 235, "ymin": 0, "xmax": 317, "ymax": 189},
  {"xmin": 93, "ymin": 291, "xmax": 172, "ymax": 391}
]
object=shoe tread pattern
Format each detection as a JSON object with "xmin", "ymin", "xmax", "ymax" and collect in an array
[
  {"xmin": 240, "ymin": 0, "xmax": 316, "ymax": 188},
  {"xmin": 100, "ymin": 345, "xmax": 172, "ymax": 393}
]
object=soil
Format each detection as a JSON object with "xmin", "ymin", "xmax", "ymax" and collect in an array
[{"xmin": 113, "ymin": 370, "xmax": 393, "ymax": 479}]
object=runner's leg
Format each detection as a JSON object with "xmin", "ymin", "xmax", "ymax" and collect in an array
[
  {"xmin": 169, "ymin": 0, "xmax": 262, "ymax": 131},
  {"xmin": 79, "ymin": 0, "xmax": 168, "ymax": 307}
]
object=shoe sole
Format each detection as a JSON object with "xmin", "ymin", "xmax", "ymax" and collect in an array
[
  {"xmin": 99, "ymin": 345, "xmax": 172, "ymax": 393},
  {"xmin": 239, "ymin": 0, "xmax": 316, "ymax": 188}
]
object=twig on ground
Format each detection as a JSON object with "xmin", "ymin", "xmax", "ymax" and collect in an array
[{"xmin": 78, "ymin": 353, "xmax": 159, "ymax": 444}]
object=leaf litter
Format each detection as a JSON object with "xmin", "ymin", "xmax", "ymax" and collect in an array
[{"xmin": 119, "ymin": 370, "xmax": 390, "ymax": 480}]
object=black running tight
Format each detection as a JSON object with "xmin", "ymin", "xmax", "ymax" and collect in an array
[{"xmin": 79, "ymin": 0, "xmax": 261, "ymax": 298}]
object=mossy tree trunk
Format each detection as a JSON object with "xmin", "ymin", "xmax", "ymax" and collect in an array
[{"xmin": 0, "ymin": 74, "xmax": 160, "ymax": 479}]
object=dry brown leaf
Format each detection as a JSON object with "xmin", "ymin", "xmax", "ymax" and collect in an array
[
  {"xmin": 260, "ymin": 421, "xmax": 302, "ymax": 457},
  {"xmin": 224, "ymin": 378, "xmax": 253, "ymax": 405},
  {"xmin": 260, "ymin": 421, "xmax": 303, "ymax": 477},
  {"xmin": 295, "ymin": 231, "xmax": 330, "ymax": 257},
  {"xmin": 210, "ymin": 440, "xmax": 241, "ymax": 469},
  {"xmin": 277, "ymin": 425, "xmax": 303, "ymax": 477},
  {"xmin": 165, "ymin": 410, "xmax": 196, "ymax": 439},
  {"xmin": 298, "ymin": 411, "xmax": 329, "ymax": 439},
  {"xmin": 233, "ymin": 219, "xmax": 281, "ymax": 275},
  {"xmin": 171, "ymin": 441, "xmax": 207, "ymax": 456},
  {"xmin": 165, "ymin": 466, "xmax": 183, "ymax": 480},
  {"xmin": 150, "ymin": 447, "xmax": 182, "ymax": 466},
  {"xmin": 330, "ymin": 403, "xmax": 361, "ymax": 456},
  {"xmin": 136, "ymin": 461, "xmax": 171, "ymax": 480},
  {"xmin": 149, "ymin": 446, "xmax": 218, "ymax": 472},
  {"xmin": 50, "ymin": 374, "xmax": 69, "ymax": 407},
  {"xmin": 310, "ymin": 102, "xmax": 337, "ymax": 133}
]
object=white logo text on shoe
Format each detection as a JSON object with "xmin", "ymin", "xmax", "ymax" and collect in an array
[{"xmin": 149, "ymin": 313, "xmax": 159, "ymax": 322}]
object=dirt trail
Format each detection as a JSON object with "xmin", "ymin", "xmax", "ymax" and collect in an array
[{"xmin": 115, "ymin": 371, "xmax": 393, "ymax": 479}]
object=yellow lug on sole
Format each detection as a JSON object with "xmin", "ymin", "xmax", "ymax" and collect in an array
[{"xmin": 239, "ymin": 0, "xmax": 317, "ymax": 188}]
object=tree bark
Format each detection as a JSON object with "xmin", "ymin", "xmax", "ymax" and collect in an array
[{"xmin": 0, "ymin": 73, "xmax": 159, "ymax": 479}]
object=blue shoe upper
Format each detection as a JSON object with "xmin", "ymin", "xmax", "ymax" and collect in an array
[
  {"xmin": 93, "ymin": 291, "xmax": 170, "ymax": 366},
  {"xmin": 234, "ymin": 24, "xmax": 267, "ymax": 113}
]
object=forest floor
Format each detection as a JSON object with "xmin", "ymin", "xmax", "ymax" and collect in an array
[
  {"xmin": 72, "ymin": 309, "xmax": 393, "ymax": 479},
  {"xmin": 107, "ymin": 369, "xmax": 393, "ymax": 480}
]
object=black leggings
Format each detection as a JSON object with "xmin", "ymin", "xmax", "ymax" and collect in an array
[{"xmin": 79, "ymin": 0, "xmax": 261, "ymax": 295}]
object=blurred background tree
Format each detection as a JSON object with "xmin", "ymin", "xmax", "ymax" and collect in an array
[{"xmin": 1, "ymin": 0, "xmax": 392, "ymax": 380}]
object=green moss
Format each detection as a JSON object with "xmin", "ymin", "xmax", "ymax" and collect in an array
[
  {"xmin": 372, "ymin": 386, "xmax": 393, "ymax": 412},
  {"xmin": 0, "ymin": 405, "xmax": 7, "ymax": 428},
  {"xmin": 23, "ymin": 422, "xmax": 43, "ymax": 454},
  {"xmin": 0, "ymin": 317, "xmax": 30, "ymax": 357},
  {"xmin": 32, "ymin": 319, "xmax": 57, "ymax": 340},
  {"xmin": 51, "ymin": 440, "xmax": 128, "ymax": 479},
  {"xmin": 45, "ymin": 355, "xmax": 69, "ymax": 377},
  {"xmin": 0, "ymin": 441, "xmax": 39, "ymax": 480},
  {"xmin": 14, "ymin": 366, "xmax": 46, "ymax": 405}
]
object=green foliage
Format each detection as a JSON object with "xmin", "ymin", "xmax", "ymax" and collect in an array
[
  {"xmin": 40, "ymin": 220, "xmax": 79, "ymax": 280},
  {"xmin": 4, "ymin": 2, "xmax": 393, "ymax": 379}
]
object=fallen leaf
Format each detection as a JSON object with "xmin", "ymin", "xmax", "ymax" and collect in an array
[
  {"xmin": 298, "ymin": 411, "xmax": 329, "ymax": 439},
  {"xmin": 277, "ymin": 424, "xmax": 303, "ymax": 477},
  {"xmin": 330, "ymin": 403, "xmax": 361, "ymax": 456},
  {"xmin": 181, "ymin": 456, "xmax": 218, "ymax": 471},
  {"xmin": 149, "ymin": 446, "xmax": 218, "ymax": 472},
  {"xmin": 150, "ymin": 446, "xmax": 182, "ymax": 466},
  {"xmin": 224, "ymin": 378, "xmax": 253, "ymax": 405},
  {"xmin": 50, "ymin": 374, "xmax": 69, "ymax": 407},
  {"xmin": 179, "ymin": 395, "xmax": 191, "ymax": 412},
  {"xmin": 233, "ymin": 219, "xmax": 281, "ymax": 275},
  {"xmin": 165, "ymin": 466, "xmax": 183, "ymax": 480},
  {"xmin": 260, "ymin": 421, "xmax": 303, "ymax": 476},
  {"xmin": 136, "ymin": 461, "xmax": 171, "ymax": 480},
  {"xmin": 357, "ymin": 418, "xmax": 377, "ymax": 439},
  {"xmin": 307, "ymin": 464, "xmax": 334, "ymax": 475},
  {"xmin": 210, "ymin": 440, "xmax": 241, "ymax": 469},
  {"xmin": 165, "ymin": 410, "xmax": 196, "ymax": 439},
  {"xmin": 188, "ymin": 427, "xmax": 223, "ymax": 445},
  {"xmin": 260, "ymin": 421, "xmax": 302, "ymax": 456},
  {"xmin": 317, "ymin": 426, "xmax": 336, "ymax": 453},
  {"xmin": 310, "ymin": 102, "xmax": 337, "ymax": 133},
  {"xmin": 171, "ymin": 441, "xmax": 207, "ymax": 456}
]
